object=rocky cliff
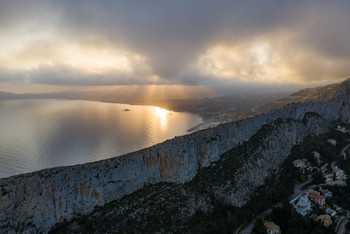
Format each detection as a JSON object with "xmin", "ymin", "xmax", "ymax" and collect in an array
[
  {"xmin": 51, "ymin": 114, "xmax": 330, "ymax": 233},
  {"xmin": 1, "ymin": 79, "xmax": 350, "ymax": 233}
]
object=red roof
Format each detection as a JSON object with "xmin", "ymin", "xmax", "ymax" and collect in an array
[
  {"xmin": 294, "ymin": 159, "xmax": 303, "ymax": 164},
  {"xmin": 309, "ymin": 192, "xmax": 325, "ymax": 200}
]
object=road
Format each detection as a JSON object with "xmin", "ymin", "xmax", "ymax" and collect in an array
[
  {"xmin": 337, "ymin": 214, "xmax": 350, "ymax": 234},
  {"xmin": 238, "ymin": 205, "xmax": 279, "ymax": 234},
  {"xmin": 341, "ymin": 144, "xmax": 350, "ymax": 160},
  {"xmin": 238, "ymin": 142, "xmax": 350, "ymax": 233},
  {"xmin": 238, "ymin": 178, "xmax": 312, "ymax": 234},
  {"xmin": 293, "ymin": 177, "xmax": 313, "ymax": 196}
]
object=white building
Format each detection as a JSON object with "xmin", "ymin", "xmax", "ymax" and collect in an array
[
  {"xmin": 337, "ymin": 126, "xmax": 347, "ymax": 133},
  {"xmin": 333, "ymin": 167, "xmax": 346, "ymax": 180},
  {"xmin": 321, "ymin": 189, "xmax": 332, "ymax": 197},
  {"xmin": 326, "ymin": 208, "xmax": 337, "ymax": 217},
  {"xmin": 295, "ymin": 193, "xmax": 311, "ymax": 216},
  {"xmin": 293, "ymin": 159, "xmax": 305, "ymax": 168},
  {"xmin": 312, "ymin": 151, "xmax": 320, "ymax": 158},
  {"xmin": 327, "ymin": 139, "xmax": 337, "ymax": 145},
  {"xmin": 323, "ymin": 173, "xmax": 334, "ymax": 182},
  {"xmin": 265, "ymin": 222, "xmax": 281, "ymax": 234}
]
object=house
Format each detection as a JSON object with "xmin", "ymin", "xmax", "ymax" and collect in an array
[
  {"xmin": 323, "ymin": 173, "xmax": 334, "ymax": 182},
  {"xmin": 312, "ymin": 151, "xmax": 321, "ymax": 158},
  {"xmin": 294, "ymin": 193, "xmax": 311, "ymax": 216},
  {"xmin": 308, "ymin": 191, "xmax": 326, "ymax": 206},
  {"xmin": 312, "ymin": 152, "xmax": 322, "ymax": 165},
  {"xmin": 337, "ymin": 125, "xmax": 347, "ymax": 133},
  {"xmin": 333, "ymin": 166, "xmax": 345, "ymax": 180},
  {"xmin": 321, "ymin": 189, "xmax": 332, "ymax": 197},
  {"xmin": 327, "ymin": 139, "xmax": 337, "ymax": 145},
  {"xmin": 326, "ymin": 208, "xmax": 337, "ymax": 217},
  {"xmin": 265, "ymin": 221, "xmax": 281, "ymax": 234},
  {"xmin": 317, "ymin": 214, "xmax": 333, "ymax": 227},
  {"xmin": 293, "ymin": 159, "xmax": 305, "ymax": 168},
  {"xmin": 333, "ymin": 205, "xmax": 342, "ymax": 211}
]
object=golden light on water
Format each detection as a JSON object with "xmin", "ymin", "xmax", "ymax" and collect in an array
[{"xmin": 154, "ymin": 107, "xmax": 169, "ymax": 130}]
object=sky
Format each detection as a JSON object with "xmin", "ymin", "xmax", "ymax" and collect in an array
[{"xmin": 0, "ymin": 0, "xmax": 350, "ymax": 95}]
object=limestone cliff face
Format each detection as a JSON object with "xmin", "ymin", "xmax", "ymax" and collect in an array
[
  {"xmin": 216, "ymin": 117, "xmax": 329, "ymax": 208},
  {"xmin": 49, "ymin": 114, "xmax": 332, "ymax": 233},
  {"xmin": 1, "ymin": 82, "xmax": 350, "ymax": 233}
]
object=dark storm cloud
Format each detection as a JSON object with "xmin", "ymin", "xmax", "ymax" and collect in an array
[
  {"xmin": 55, "ymin": 0, "xmax": 300, "ymax": 78},
  {"xmin": 1, "ymin": 0, "xmax": 350, "ymax": 88},
  {"xmin": 0, "ymin": 0, "xmax": 57, "ymax": 33},
  {"xmin": 0, "ymin": 69, "xmax": 25, "ymax": 83}
]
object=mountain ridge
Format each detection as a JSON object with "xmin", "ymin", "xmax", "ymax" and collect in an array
[
  {"xmin": 51, "ymin": 115, "xmax": 330, "ymax": 233},
  {"xmin": 1, "ymin": 78, "xmax": 350, "ymax": 233}
]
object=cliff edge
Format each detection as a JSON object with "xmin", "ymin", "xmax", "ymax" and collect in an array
[{"xmin": 1, "ymin": 79, "xmax": 350, "ymax": 233}]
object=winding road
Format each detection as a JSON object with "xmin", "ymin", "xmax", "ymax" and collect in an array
[
  {"xmin": 238, "ymin": 178, "xmax": 312, "ymax": 234},
  {"xmin": 337, "ymin": 214, "xmax": 350, "ymax": 234},
  {"xmin": 341, "ymin": 143, "xmax": 350, "ymax": 160}
]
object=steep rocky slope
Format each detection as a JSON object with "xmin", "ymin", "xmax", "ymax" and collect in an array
[
  {"xmin": 51, "ymin": 115, "xmax": 329, "ymax": 233},
  {"xmin": 1, "ymin": 79, "xmax": 350, "ymax": 233}
]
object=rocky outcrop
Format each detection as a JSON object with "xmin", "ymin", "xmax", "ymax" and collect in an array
[
  {"xmin": 217, "ymin": 116, "xmax": 329, "ymax": 207},
  {"xmin": 1, "ymin": 80, "xmax": 350, "ymax": 233},
  {"xmin": 50, "ymin": 115, "xmax": 331, "ymax": 233}
]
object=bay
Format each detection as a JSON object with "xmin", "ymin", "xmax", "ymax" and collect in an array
[{"xmin": 0, "ymin": 99, "xmax": 202, "ymax": 178}]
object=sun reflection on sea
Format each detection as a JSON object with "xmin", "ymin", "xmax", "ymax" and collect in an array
[{"xmin": 155, "ymin": 107, "xmax": 169, "ymax": 130}]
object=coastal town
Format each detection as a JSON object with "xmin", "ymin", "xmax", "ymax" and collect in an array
[{"xmin": 249, "ymin": 125, "xmax": 350, "ymax": 234}]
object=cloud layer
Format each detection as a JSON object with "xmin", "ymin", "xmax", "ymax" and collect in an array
[{"xmin": 1, "ymin": 0, "xmax": 350, "ymax": 90}]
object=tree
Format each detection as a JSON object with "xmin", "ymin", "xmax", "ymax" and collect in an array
[
  {"xmin": 312, "ymin": 171, "xmax": 325, "ymax": 184},
  {"xmin": 300, "ymin": 174, "xmax": 307, "ymax": 182},
  {"xmin": 252, "ymin": 218, "xmax": 266, "ymax": 234},
  {"xmin": 271, "ymin": 188, "xmax": 281, "ymax": 202}
]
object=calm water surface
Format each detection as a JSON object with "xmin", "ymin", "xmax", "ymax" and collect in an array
[{"xmin": 0, "ymin": 99, "xmax": 202, "ymax": 178}]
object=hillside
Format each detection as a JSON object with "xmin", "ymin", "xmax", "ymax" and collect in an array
[
  {"xmin": 51, "ymin": 116, "xmax": 330, "ymax": 233},
  {"xmin": 1, "ymin": 78, "xmax": 350, "ymax": 233},
  {"xmin": 252, "ymin": 81, "xmax": 345, "ymax": 115}
]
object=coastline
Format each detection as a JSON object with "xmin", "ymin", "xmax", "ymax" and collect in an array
[
  {"xmin": 1, "ymin": 96, "xmax": 212, "ymax": 133},
  {"xmin": 187, "ymin": 120, "xmax": 223, "ymax": 132},
  {"xmin": 3, "ymin": 88, "xmax": 349, "ymax": 232},
  {"xmin": 0, "ymin": 98, "xmax": 203, "ymax": 179}
]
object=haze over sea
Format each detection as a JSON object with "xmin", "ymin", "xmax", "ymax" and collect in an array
[{"xmin": 0, "ymin": 99, "xmax": 201, "ymax": 178}]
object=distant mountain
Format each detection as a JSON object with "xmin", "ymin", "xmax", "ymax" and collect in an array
[
  {"xmin": 0, "ymin": 86, "xmax": 216, "ymax": 103},
  {"xmin": 1, "ymin": 80, "xmax": 348, "ymax": 128},
  {"xmin": 0, "ymin": 88, "xmax": 289, "ymax": 125},
  {"xmin": 0, "ymin": 91, "xmax": 20, "ymax": 99},
  {"xmin": 252, "ymin": 79, "xmax": 348, "ymax": 116}
]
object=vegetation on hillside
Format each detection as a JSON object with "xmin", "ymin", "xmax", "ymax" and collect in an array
[{"xmin": 51, "ymin": 121, "xmax": 350, "ymax": 233}]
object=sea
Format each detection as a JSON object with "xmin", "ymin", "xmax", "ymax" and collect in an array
[{"xmin": 0, "ymin": 99, "xmax": 202, "ymax": 178}]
